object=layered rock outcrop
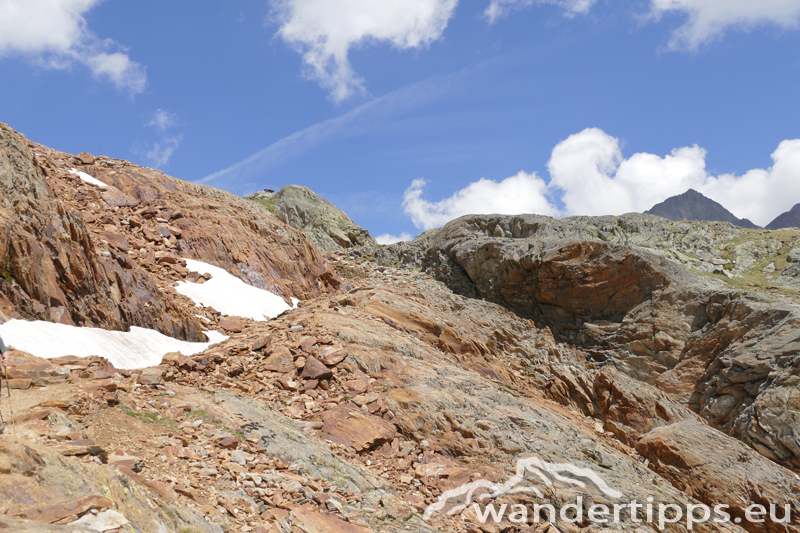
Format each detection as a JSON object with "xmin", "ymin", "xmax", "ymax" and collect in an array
[{"xmin": 424, "ymin": 213, "xmax": 800, "ymax": 472}]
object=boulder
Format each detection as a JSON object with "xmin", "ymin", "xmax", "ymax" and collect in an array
[
  {"xmin": 218, "ymin": 316, "xmax": 246, "ymax": 333},
  {"xmin": 76, "ymin": 152, "xmax": 95, "ymax": 165},
  {"xmin": 263, "ymin": 346, "xmax": 294, "ymax": 373},
  {"xmin": 320, "ymin": 403, "xmax": 396, "ymax": 452},
  {"xmin": 301, "ymin": 356, "xmax": 332, "ymax": 381}
]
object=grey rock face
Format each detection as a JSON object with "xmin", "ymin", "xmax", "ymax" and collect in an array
[
  {"xmin": 246, "ymin": 185, "xmax": 376, "ymax": 253},
  {"xmin": 421, "ymin": 213, "xmax": 800, "ymax": 471},
  {"xmin": 349, "ymin": 228, "xmax": 441, "ymax": 269}
]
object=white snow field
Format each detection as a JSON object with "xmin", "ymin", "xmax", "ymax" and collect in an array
[
  {"xmin": 176, "ymin": 259, "xmax": 293, "ymax": 320},
  {"xmin": 0, "ymin": 320, "xmax": 227, "ymax": 369},
  {"xmin": 68, "ymin": 168, "xmax": 107, "ymax": 187}
]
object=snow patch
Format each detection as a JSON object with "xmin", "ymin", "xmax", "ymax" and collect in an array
[
  {"xmin": 176, "ymin": 259, "xmax": 292, "ymax": 321},
  {"xmin": 0, "ymin": 320, "xmax": 227, "ymax": 370},
  {"xmin": 68, "ymin": 168, "xmax": 107, "ymax": 188}
]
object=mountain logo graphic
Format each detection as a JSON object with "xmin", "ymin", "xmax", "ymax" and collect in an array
[{"xmin": 423, "ymin": 456, "xmax": 623, "ymax": 520}]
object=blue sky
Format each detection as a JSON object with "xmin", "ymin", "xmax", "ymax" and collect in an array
[{"xmin": 1, "ymin": 0, "xmax": 800, "ymax": 241}]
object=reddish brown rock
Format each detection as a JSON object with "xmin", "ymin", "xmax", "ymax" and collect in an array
[
  {"xmin": 0, "ymin": 122, "xmax": 337, "ymax": 346},
  {"xmin": 214, "ymin": 435, "xmax": 241, "ymax": 449},
  {"xmin": 219, "ymin": 316, "xmax": 247, "ymax": 333},
  {"xmin": 100, "ymin": 186, "xmax": 139, "ymax": 207},
  {"xmin": 299, "ymin": 336, "xmax": 317, "ymax": 352},
  {"xmin": 76, "ymin": 152, "xmax": 95, "ymax": 165},
  {"xmin": 320, "ymin": 403, "xmax": 396, "ymax": 452},
  {"xmin": 138, "ymin": 367, "xmax": 165, "ymax": 386},
  {"xmin": 277, "ymin": 375, "xmax": 299, "ymax": 390},
  {"xmin": 637, "ymin": 420, "xmax": 799, "ymax": 533},
  {"xmin": 21, "ymin": 494, "xmax": 112, "ymax": 524},
  {"xmin": 318, "ymin": 345, "xmax": 348, "ymax": 366},
  {"xmin": 252, "ymin": 336, "xmax": 272, "ymax": 351},
  {"xmin": 101, "ymin": 229, "xmax": 129, "ymax": 252},
  {"xmin": 301, "ymin": 356, "xmax": 332, "ymax": 381},
  {"xmin": 155, "ymin": 251, "xmax": 180, "ymax": 264},
  {"xmin": 6, "ymin": 378, "xmax": 32, "ymax": 390},
  {"xmin": 107, "ymin": 450, "xmax": 143, "ymax": 472},
  {"xmin": 263, "ymin": 346, "xmax": 294, "ymax": 373}
]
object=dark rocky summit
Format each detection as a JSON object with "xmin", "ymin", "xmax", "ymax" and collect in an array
[
  {"xmin": 767, "ymin": 203, "xmax": 800, "ymax": 230},
  {"xmin": 645, "ymin": 188, "xmax": 760, "ymax": 228}
]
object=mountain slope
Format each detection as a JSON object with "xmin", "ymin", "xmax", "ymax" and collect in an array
[
  {"xmin": 2, "ymin": 123, "xmax": 800, "ymax": 533},
  {"xmin": 645, "ymin": 188, "xmax": 760, "ymax": 228},
  {"xmin": 0, "ymin": 123, "xmax": 338, "ymax": 337},
  {"xmin": 767, "ymin": 203, "xmax": 800, "ymax": 229}
]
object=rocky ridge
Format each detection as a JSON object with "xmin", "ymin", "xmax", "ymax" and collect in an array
[
  {"xmin": 246, "ymin": 185, "xmax": 376, "ymax": 253},
  {"xmin": 768, "ymin": 204, "xmax": 800, "ymax": 231}
]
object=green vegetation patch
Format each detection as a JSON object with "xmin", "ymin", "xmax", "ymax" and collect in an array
[{"xmin": 247, "ymin": 196, "xmax": 278, "ymax": 213}]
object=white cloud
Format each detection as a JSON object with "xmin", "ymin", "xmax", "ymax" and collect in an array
[
  {"xmin": 485, "ymin": 0, "xmax": 596, "ymax": 23},
  {"xmin": 547, "ymin": 127, "xmax": 708, "ymax": 217},
  {"xmin": 146, "ymin": 135, "xmax": 182, "ymax": 168},
  {"xmin": 270, "ymin": 0, "xmax": 458, "ymax": 101},
  {"xmin": 0, "ymin": 0, "xmax": 146, "ymax": 94},
  {"xmin": 648, "ymin": 0, "xmax": 800, "ymax": 50},
  {"xmin": 147, "ymin": 109, "xmax": 178, "ymax": 131},
  {"xmin": 395, "ymin": 129, "xmax": 800, "ymax": 232},
  {"xmin": 698, "ymin": 139, "xmax": 800, "ymax": 225},
  {"xmin": 547, "ymin": 128, "xmax": 800, "ymax": 226},
  {"xmin": 403, "ymin": 173, "xmax": 558, "ymax": 230},
  {"xmin": 376, "ymin": 232, "xmax": 413, "ymax": 244}
]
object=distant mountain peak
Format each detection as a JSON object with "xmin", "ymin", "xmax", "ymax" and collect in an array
[
  {"xmin": 766, "ymin": 203, "xmax": 800, "ymax": 230},
  {"xmin": 645, "ymin": 189, "xmax": 760, "ymax": 229}
]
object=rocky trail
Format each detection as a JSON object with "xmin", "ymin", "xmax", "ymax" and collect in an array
[{"xmin": 1, "ymin": 122, "xmax": 800, "ymax": 532}]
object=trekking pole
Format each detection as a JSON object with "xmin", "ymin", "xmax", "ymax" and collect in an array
[
  {"xmin": 0, "ymin": 335, "xmax": 12, "ymax": 436},
  {"xmin": 0, "ymin": 367, "xmax": 5, "ymax": 436}
]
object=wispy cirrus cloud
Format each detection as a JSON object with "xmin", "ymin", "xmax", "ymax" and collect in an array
[
  {"xmin": 199, "ymin": 63, "xmax": 481, "ymax": 191},
  {"xmin": 484, "ymin": 0, "xmax": 597, "ymax": 23},
  {"xmin": 0, "ymin": 0, "xmax": 146, "ymax": 94},
  {"xmin": 147, "ymin": 108, "xmax": 178, "ymax": 131},
  {"xmin": 143, "ymin": 109, "xmax": 181, "ymax": 167}
]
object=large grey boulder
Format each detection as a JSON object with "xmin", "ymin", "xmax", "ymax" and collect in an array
[{"xmin": 246, "ymin": 185, "xmax": 376, "ymax": 253}]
